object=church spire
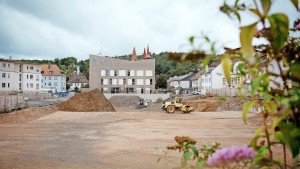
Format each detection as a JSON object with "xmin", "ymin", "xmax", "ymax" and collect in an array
[{"xmin": 131, "ymin": 47, "xmax": 137, "ymax": 61}]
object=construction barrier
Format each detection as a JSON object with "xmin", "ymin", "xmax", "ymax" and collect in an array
[{"xmin": 0, "ymin": 95, "xmax": 25, "ymax": 112}]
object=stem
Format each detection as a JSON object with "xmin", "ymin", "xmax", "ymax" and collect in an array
[
  {"xmin": 263, "ymin": 115, "xmax": 273, "ymax": 160},
  {"xmin": 283, "ymin": 144, "xmax": 287, "ymax": 169}
]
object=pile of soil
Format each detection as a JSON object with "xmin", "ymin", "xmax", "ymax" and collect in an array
[
  {"xmin": 0, "ymin": 105, "xmax": 58, "ymax": 124},
  {"xmin": 58, "ymin": 89, "xmax": 115, "ymax": 112},
  {"xmin": 184, "ymin": 97, "xmax": 248, "ymax": 112},
  {"xmin": 109, "ymin": 96, "xmax": 140, "ymax": 108},
  {"xmin": 184, "ymin": 100, "xmax": 221, "ymax": 112}
]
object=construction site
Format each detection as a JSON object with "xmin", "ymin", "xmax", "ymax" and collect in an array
[{"xmin": 0, "ymin": 89, "xmax": 285, "ymax": 169}]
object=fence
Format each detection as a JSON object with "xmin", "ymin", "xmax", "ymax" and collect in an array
[
  {"xmin": 0, "ymin": 95, "xmax": 25, "ymax": 112},
  {"xmin": 203, "ymin": 88, "xmax": 249, "ymax": 97},
  {"xmin": 104, "ymin": 93, "xmax": 170, "ymax": 102}
]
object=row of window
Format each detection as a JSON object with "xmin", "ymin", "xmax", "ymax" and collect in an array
[
  {"xmin": 100, "ymin": 70, "xmax": 153, "ymax": 77},
  {"xmin": 1, "ymin": 73, "xmax": 10, "ymax": 78},
  {"xmin": 100, "ymin": 78, "xmax": 153, "ymax": 86},
  {"xmin": 44, "ymin": 82, "xmax": 64, "ymax": 86},
  {"xmin": 2, "ymin": 63, "xmax": 10, "ymax": 68},
  {"xmin": 1, "ymin": 83, "xmax": 40, "ymax": 89}
]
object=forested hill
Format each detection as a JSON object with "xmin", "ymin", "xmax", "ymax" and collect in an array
[{"xmin": 18, "ymin": 52, "xmax": 198, "ymax": 88}]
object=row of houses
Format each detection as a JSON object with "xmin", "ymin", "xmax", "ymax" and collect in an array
[
  {"xmin": 168, "ymin": 56, "xmax": 285, "ymax": 93},
  {"xmin": 0, "ymin": 59, "xmax": 88, "ymax": 94}
]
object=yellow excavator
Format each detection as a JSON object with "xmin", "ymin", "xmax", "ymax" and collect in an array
[{"xmin": 162, "ymin": 97, "xmax": 193, "ymax": 114}]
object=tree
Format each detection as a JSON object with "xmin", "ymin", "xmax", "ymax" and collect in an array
[{"xmin": 155, "ymin": 74, "xmax": 168, "ymax": 89}]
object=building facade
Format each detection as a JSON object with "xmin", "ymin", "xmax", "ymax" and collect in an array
[
  {"xmin": 41, "ymin": 64, "xmax": 66, "ymax": 93},
  {"xmin": 68, "ymin": 66, "xmax": 89, "ymax": 91},
  {"xmin": 0, "ymin": 59, "xmax": 42, "ymax": 92},
  {"xmin": 89, "ymin": 54, "xmax": 155, "ymax": 93},
  {"xmin": 168, "ymin": 72, "xmax": 195, "ymax": 91}
]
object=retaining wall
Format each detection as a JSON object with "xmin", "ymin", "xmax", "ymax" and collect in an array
[
  {"xmin": 104, "ymin": 93, "xmax": 170, "ymax": 102},
  {"xmin": 0, "ymin": 95, "xmax": 25, "ymax": 112}
]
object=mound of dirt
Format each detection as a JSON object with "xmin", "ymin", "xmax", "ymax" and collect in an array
[
  {"xmin": 109, "ymin": 96, "xmax": 140, "ymax": 108},
  {"xmin": 184, "ymin": 100, "xmax": 221, "ymax": 112},
  {"xmin": 58, "ymin": 89, "xmax": 115, "ymax": 112},
  {"xmin": 0, "ymin": 105, "xmax": 58, "ymax": 124}
]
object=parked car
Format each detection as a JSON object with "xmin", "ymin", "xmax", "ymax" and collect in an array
[{"xmin": 193, "ymin": 91, "xmax": 201, "ymax": 95}]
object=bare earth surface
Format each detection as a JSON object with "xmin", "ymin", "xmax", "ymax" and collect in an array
[{"xmin": 0, "ymin": 110, "xmax": 255, "ymax": 169}]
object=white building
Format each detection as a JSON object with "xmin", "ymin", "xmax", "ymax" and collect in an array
[
  {"xmin": 41, "ymin": 64, "xmax": 66, "ymax": 93},
  {"xmin": 168, "ymin": 72, "xmax": 195, "ymax": 91},
  {"xmin": 68, "ymin": 66, "xmax": 89, "ymax": 91},
  {"xmin": 0, "ymin": 59, "xmax": 42, "ymax": 92}
]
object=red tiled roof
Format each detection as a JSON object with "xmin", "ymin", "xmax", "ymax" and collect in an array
[{"xmin": 41, "ymin": 64, "xmax": 64, "ymax": 76}]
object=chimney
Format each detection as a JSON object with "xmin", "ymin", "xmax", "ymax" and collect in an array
[
  {"xmin": 131, "ymin": 47, "xmax": 137, "ymax": 61},
  {"xmin": 77, "ymin": 66, "xmax": 80, "ymax": 75}
]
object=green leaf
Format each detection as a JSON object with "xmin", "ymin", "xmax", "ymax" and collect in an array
[
  {"xmin": 196, "ymin": 160, "xmax": 205, "ymax": 168},
  {"xmin": 222, "ymin": 54, "xmax": 231, "ymax": 84},
  {"xmin": 189, "ymin": 36, "xmax": 195, "ymax": 45},
  {"xmin": 261, "ymin": 0, "xmax": 271, "ymax": 15},
  {"xmin": 242, "ymin": 100, "xmax": 258, "ymax": 124},
  {"xmin": 290, "ymin": 0, "xmax": 299, "ymax": 10},
  {"xmin": 249, "ymin": 8, "xmax": 261, "ymax": 17},
  {"xmin": 183, "ymin": 151, "xmax": 193, "ymax": 166},
  {"xmin": 240, "ymin": 22, "xmax": 257, "ymax": 64},
  {"xmin": 289, "ymin": 62, "xmax": 300, "ymax": 82},
  {"xmin": 267, "ymin": 13, "xmax": 289, "ymax": 55},
  {"xmin": 190, "ymin": 145, "xmax": 199, "ymax": 157}
]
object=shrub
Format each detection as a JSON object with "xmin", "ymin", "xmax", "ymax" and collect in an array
[{"xmin": 156, "ymin": 97, "xmax": 163, "ymax": 103}]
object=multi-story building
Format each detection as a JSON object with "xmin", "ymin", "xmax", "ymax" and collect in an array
[
  {"xmin": 41, "ymin": 64, "xmax": 66, "ymax": 93},
  {"xmin": 168, "ymin": 72, "xmax": 195, "ymax": 91},
  {"xmin": 0, "ymin": 59, "xmax": 42, "ymax": 92},
  {"xmin": 89, "ymin": 51, "xmax": 155, "ymax": 94}
]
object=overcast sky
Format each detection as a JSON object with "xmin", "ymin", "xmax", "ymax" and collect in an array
[{"xmin": 0, "ymin": 0, "xmax": 298, "ymax": 60}]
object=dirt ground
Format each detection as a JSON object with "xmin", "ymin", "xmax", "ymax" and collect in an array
[{"xmin": 0, "ymin": 108, "xmax": 255, "ymax": 169}]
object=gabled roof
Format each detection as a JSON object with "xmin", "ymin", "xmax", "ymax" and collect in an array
[
  {"xmin": 67, "ymin": 73, "xmax": 88, "ymax": 83},
  {"xmin": 41, "ymin": 64, "xmax": 64, "ymax": 76},
  {"xmin": 192, "ymin": 71, "xmax": 201, "ymax": 80},
  {"xmin": 168, "ymin": 72, "xmax": 194, "ymax": 82}
]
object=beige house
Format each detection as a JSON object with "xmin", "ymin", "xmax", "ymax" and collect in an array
[
  {"xmin": 0, "ymin": 59, "xmax": 42, "ymax": 92},
  {"xmin": 89, "ymin": 54, "xmax": 155, "ymax": 93}
]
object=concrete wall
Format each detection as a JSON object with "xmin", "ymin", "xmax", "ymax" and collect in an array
[
  {"xmin": 205, "ymin": 88, "xmax": 248, "ymax": 97},
  {"xmin": 104, "ymin": 93, "xmax": 170, "ymax": 102},
  {"xmin": 0, "ymin": 95, "xmax": 25, "ymax": 112}
]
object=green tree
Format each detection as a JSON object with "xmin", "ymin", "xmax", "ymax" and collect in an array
[{"xmin": 155, "ymin": 74, "xmax": 168, "ymax": 89}]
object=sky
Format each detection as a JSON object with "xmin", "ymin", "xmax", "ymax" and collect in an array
[{"xmin": 0, "ymin": 0, "xmax": 298, "ymax": 60}]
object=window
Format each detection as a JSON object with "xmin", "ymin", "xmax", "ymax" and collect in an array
[
  {"xmin": 132, "ymin": 79, "xmax": 135, "ymax": 85},
  {"xmin": 105, "ymin": 70, "xmax": 109, "ymax": 76},
  {"xmin": 54, "ymin": 82, "xmax": 57, "ymax": 86},
  {"xmin": 19, "ymin": 83, "xmax": 21, "ymax": 90},
  {"xmin": 145, "ymin": 70, "xmax": 153, "ymax": 76},
  {"xmin": 36, "ymin": 75, "xmax": 39, "ymax": 81},
  {"xmin": 48, "ymin": 82, "xmax": 51, "ymax": 86},
  {"xmin": 30, "ymin": 83, "xmax": 33, "ymax": 88},
  {"xmin": 30, "ymin": 66, "xmax": 33, "ymax": 70},
  {"xmin": 137, "ymin": 70, "xmax": 143, "ymax": 76},
  {"xmin": 2, "ymin": 83, "xmax": 5, "ymax": 88},
  {"xmin": 27, "ymin": 83, "xmax": 29, "ymax": 88},
  {"xmin": 128, "ymin": 70, "xmax": 131, "ymax": 76},
  {"xmin": 41, "ymin": 71, "xmax": 44, "ymax": 74},
  {"xmin": 112, "ymin": 79, "xmax": 117, "ymax": 85},
  {"xmin": 19, "ymin": 74, "xmax": 21, "ymax": 81},
  {"xmin": 49, "ymin": 77, "xmax": 51, "ymax": 80},
  {"xmin": 27, "ymin": 66, "xmax": 29, "ymax": 69},
  {"xmin": 36, "ymin": 84, "xmax": 39, "ymax": 89},
  {"xmin": 19, "ymin": 65, "xmax": 22, "ymax": 72},
  {"xmin": 2, "ymin": 73, "xmax": 5, "ymax": 78},
  {"xmin": 49, "ymin": 71, "xmax": 53, "ymax": 74},
  {"xmin": 54, "ymin": 77, "xmax": 57, "ymax": 80},
  {"xmin": 150, "ymin": 79, "xmax": 153, "ymax": 85},
  {"xmin": 114, "ymin": 70, "xmax": 117, "ymax": 76},
  {"xmin": 36, "ymin": 70, "xmax": 39, "ymax": 73},
  {"xmin": 27, "ymin": 75, "xmax": 29, "ymax": 79},
  {"xmin": 223, "ymin": 78, "xmax": 226, "ymax": 86},
  {"xmin": 101, "ymin": 79, "xmax": 103, "ymax": 85},
  {"xmin": 137, "ymin": 79, "xmax": 143, "ymax": 85},
  {"xmin": 8, "ymin": 83, "xmax": 10, "ymax": 88},
  {"xmin": 8, "ymin": 64, "xmax": 10, "ymax": 68},
  {"xmin": 118, "ymin": 79, "xmax": 124, "ymax": 85},
  {"xmin": 119, "ymin": 70, "xmax": 126, "ymax": 76},
  {"xmin": 100, "ymin": 70, "xmax": 106, "ymax": 76},
  {"xmin": 7, "ymin": 73, "xmax": 10, "ymax": 78},
  {"xmin": 2, "ymin": 63, "xmax": 6, "ymax": 67},
  {"xmin": 30, "ymin": 75, "xmax": 33, "ymax": 79}
]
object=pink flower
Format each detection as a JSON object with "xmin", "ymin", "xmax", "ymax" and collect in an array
[{"xmin": 207, "ymin": 145, "xmax": 255, "ymax": 167}]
